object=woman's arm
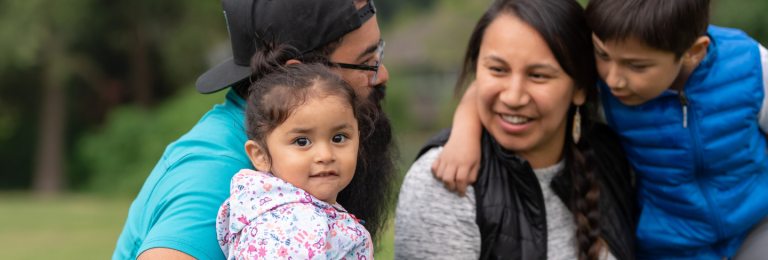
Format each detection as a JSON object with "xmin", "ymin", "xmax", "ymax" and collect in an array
[
  {"xmin": 396, "ymin": 147, "xmax": 481, "ymax": 260},
  {"xmin": 431, "ymin": 81, "xmax": 483, "ymax": 196}
]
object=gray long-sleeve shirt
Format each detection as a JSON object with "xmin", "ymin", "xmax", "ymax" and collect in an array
[{"xmin": 394, "ymin": 147, "xmax": 616, "ymax": 260}]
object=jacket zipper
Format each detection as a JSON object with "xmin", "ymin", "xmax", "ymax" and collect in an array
[
  {"xmin": 679, "ymin": 92, "xmax": 688, "ymax": 128},
  {"xmin": 679, "ymin": 91, "xmax": 725, "ymax": 241}
]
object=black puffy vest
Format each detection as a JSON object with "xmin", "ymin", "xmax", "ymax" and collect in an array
[{"xmin": 416, "ymin": 124, "xmax": 637, "ymax": 260}]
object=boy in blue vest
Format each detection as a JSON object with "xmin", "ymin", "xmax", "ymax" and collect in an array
[
  {"xmin": 584, "ymin": 0, "xmax": 768, "ymax": 259},
  {"xmin": 433, "ymin": 0, "xmax": 768, "ymax": 259}
]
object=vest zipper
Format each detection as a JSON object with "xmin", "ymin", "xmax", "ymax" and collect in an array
[
  {"xmin": 680, "ymin": 91, "xmax": 725, "ymax": 242},
  {"xmin": 679, "ymin": 92, "xmax": 689, "ymax": 128}
]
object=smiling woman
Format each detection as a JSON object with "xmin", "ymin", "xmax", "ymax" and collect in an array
[
  {"xmin": 474, "ymin": 13, "xmax": 586, "ymax": 170},
  {"xmin": 394, "ymin": 0, "xmax": 637, "ymax": 259}
]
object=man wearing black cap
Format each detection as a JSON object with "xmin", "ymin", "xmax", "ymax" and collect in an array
[{"xmin": 112, "ymin": 0, "xmax": 396, "ymax": 259}]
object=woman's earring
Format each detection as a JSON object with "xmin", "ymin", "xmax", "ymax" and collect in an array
[{"xmin": 573, "ymin": 106, "xmax": 581, "ymax": 144}]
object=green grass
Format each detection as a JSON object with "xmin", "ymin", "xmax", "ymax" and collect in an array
[
  {"xmin": 0, "ymin": 193, "xmax": 397, "ymax": 259},
  {"xmin": 0, "ymin": 193, "xmax": 132, "ymax": 260}
]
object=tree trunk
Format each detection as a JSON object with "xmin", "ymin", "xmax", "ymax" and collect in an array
[
  {"xmin": 131, "ymin": 17, "xmax": 153, "ymax": 107},
  {"xmin": 32, "ymin": 37, "xmax": 66, "ymax": 194},
  {"xmin": 32, "ymin": 57, "xmax": 66, "ymax": 194}
]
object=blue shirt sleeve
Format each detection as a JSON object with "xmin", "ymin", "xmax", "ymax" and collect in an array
[{"xmin": 137, "ymin": 153, "xmax": 251, "ymax": 260}]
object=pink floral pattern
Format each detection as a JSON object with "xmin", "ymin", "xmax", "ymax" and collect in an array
[{"xmin": 217, "ymin": 169, "xmax": 373, "ymax": 260}]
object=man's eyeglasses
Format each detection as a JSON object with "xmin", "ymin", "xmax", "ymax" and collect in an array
[{"xmin": 327, "ymin": 39, "xmax": 385, "ymax": 84}]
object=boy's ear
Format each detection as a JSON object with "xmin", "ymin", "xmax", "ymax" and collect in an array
[
  {"xmin": 682, "ymin": 36, "xmax": 711, "ymax": 67},
  {"xmin": 572, "ymin": 86, "xmax": 587, "ymax": 106},
  {"xmin": 245, "ymin": 140, "xmax": 271, "ymax": 172}
]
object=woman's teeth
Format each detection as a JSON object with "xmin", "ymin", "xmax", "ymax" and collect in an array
[{"xmin": 502, "ymin": 115, "xmax": 531, "ymax": 125}]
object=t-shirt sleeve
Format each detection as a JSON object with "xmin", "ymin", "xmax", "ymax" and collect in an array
[
  {"xmin": 232, "ymin": 203, "xmax": 331, "ymax": 260},
  {"xmin": 138, "ymin": 153, "xmax": 251, "ymax": 260},
  {"xmin": 394, "ymin": 147, "xmax": 481, "ymax": 260},
  {"xmin": 757, "ymin": 44, "xmax": 768, "ymax": 134}
]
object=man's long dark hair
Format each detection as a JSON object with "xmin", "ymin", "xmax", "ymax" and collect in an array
[
  {"xmin": 337, "ymin": 81, "xmax": 397, "ymax": 246},
  {"xmin": 457, "ymin": 0, "xmax": 604, "ymax": 259}
]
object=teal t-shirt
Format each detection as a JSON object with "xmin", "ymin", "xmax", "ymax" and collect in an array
[{"xmin": 112, "ymin": 90, "xmax": 254, "ymax": 260}]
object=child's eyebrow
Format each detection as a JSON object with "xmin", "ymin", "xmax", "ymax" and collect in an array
[
  {"xmin": 331, "ymin": 123, "xmax": 354, "ymax": 132},
  {"xmin": 288, "ymin": 128, "xmax": 313, "ymax": 134},
  {"xmin": 622, "ymin": 58, "xmax": 653, "ymax": 63},
  {"xmin": 592, "ymin": 41, "xmax": 605, "ymax": 51}
]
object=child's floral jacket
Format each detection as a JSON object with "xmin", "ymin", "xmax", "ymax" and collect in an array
[{"xmin": 216, "ymin": 169, "xmax": 373, "ymax": 260}]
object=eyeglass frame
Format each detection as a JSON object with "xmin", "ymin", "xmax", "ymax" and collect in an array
[{"xmin": 325, "ymin": 39, "xmax": 385, "ymax": 84}]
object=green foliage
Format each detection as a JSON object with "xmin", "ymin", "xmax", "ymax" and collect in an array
[
  {"xmin": 0, "ymin": 0, "xmax": 94, "ymax": 70},
  {"xmin": 0, "ymin": 0, "xmax": 229, "ymax": 190},
  {"xmin": 76, "ymin": 87, "xmax": 226, "ymax": 196},
  {"xmin": 712, "ymin": 0, "xmax": 768, "ymax": 45}
]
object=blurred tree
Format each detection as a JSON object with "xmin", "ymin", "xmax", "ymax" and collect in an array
[
  {"xmin": 0, "ymin": 0, "xmax": 97, "ymax": 193},
  {"xmin": 0, "ymin": 0, "xmax": 447, "ymax": 193},
  {"xmin": 0, "ymin": 0, "xmax": 227, "ymax": 193}
]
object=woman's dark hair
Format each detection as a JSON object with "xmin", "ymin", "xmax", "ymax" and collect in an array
[
  {"xmin": 244, "ymin": 39, "xmax": 397, "ymax": 245},
  {"xmin": 586, "ymin": 0, "xmax": 710, "ymax": 59},
  {"xmin": 457, "ymin": 0, "xmax": 604, "ymax": 259}
]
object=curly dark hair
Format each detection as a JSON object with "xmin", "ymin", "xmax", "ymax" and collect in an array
[{"xmin": 243, "ymin": 36, "xmax": 397, "ymax": 245}]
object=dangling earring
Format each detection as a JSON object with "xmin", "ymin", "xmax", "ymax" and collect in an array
[{"xmin": 572, "ymin": 106, "xmax": 581, "ymax": 144}]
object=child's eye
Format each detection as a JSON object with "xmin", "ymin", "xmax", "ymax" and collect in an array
[
  {"xmin": 294, "ymin": 138, "xmax": 311, "ymax": 146},
  {"xmin": 332, "ymin": 134, "xmax": 347, "ymax": 143},
  {"xmin": 629, "ymin": 64, "xmax": 648, "ymax": 71},
  {"xmin": 595, "ymin": 50, "xmax": 609, "ymax": 59}
]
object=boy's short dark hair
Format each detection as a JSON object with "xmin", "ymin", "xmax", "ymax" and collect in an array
[{"xmin": 585, "ymin": 0, "xmax": 710, "ymax": 59}]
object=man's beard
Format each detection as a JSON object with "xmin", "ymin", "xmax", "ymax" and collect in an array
[
  {"xmin": 368, "ymin": 83, "xmax": 387, "ymax": 110},
  {"xmin": 336, "ymin": 84, "xmax": 398, "ymax": 246}
]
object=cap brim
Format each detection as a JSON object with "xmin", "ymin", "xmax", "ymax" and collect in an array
[{"xmin": 196, "ymin": 57, "xmax": 252, "ymax": 94}]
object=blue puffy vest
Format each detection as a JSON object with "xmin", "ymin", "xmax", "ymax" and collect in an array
[{"xmin": 599, "ymin": 26, "xmax": 768, "ymax": 259}]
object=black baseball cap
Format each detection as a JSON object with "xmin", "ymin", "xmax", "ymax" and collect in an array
[{"xmin": 196, "ymin": 0, "xmax": 378, "ymax": 94}]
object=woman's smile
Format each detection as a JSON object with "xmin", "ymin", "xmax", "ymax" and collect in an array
[{"xmin": 498, "ymin": 113, "xmax": 533, "ymax": 133}]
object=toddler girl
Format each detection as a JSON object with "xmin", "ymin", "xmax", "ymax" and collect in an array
[{"xmin": 215, "ymin": 47, "xmax": 375, "ymax": 260}]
